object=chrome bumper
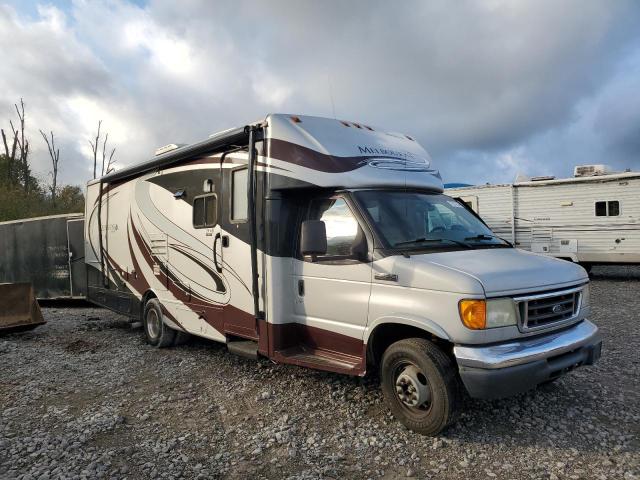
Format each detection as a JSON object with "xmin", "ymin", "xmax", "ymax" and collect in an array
[{"xmin": 454, "ymin": 319, "xmax": 601, "ymax": 370}]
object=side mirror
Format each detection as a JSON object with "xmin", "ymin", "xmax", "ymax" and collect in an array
[{"xmin": 301, "ymin": 220, "xmax": 327, "ymax": 258}]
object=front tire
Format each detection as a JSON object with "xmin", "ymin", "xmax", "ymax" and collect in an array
[
  {"xmin": 380, "ymin": 338, "xmax": 461, "ymax": 436},
  {"xmin": 143, "ymin": 298, "xmax": 176, "ymax": 348}
]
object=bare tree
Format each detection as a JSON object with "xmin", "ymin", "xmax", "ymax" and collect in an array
[
  {"xmin": 39, "ymin": 130, "xmax": 60, "ymax": 207},
  {"xmin": 1, "ymin": 126, "xmax": 18, "ymax": 182},
  {"xmin": 13, "ymin": 99, "xmax": 30, "ymax": 192},
  {"xmin": 101, "ymin": 133, "xmax": 116, "ymax": 176},
  {"xmin": 88, "ymin": 120, "xmax": 117, "ymax": 178},
  {"xmin": 89, "ymin": 120, "xmax": 102, "ymax": 179},
  {"xmin": 1, "ymin": 98, "xmax": 30, "ymax": 189},
  {"xmin": 105, "ymin": 146, "xmax": 116, "ymax": 175}
]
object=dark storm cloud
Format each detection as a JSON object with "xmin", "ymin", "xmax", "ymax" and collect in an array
[{"xmin": 1, "ymin": 0, "xmax": 639, "ymax": 186}]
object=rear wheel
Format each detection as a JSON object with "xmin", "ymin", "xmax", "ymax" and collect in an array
[
  {"xmin": 143, "ymin": 298, "xmax": 176, "ymax": 348},
  {"xmin": 380, "ymin": 338, "xmax": 461, "ymax": 435}
]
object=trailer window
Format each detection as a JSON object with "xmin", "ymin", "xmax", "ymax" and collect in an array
[
  {"xmin": 595, "ymin": 201, "xmax": 619, "ymax": 217},
  {"xmin": 193, "ymin": 194, "xmax": 217, "ymax": 228},
  {"xmin": 231, "ymin": 168, "xmax": 248, "ymax": 221}
]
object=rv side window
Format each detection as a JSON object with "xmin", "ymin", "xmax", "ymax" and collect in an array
[
  {"xmin": 193, "ymin": 194, "xmax": 217, "ymax": 228},
  {"xmin": 231, "ymin": 168, "xmax": 248, "ymax": 221},
  {"xmin": 595, "ymin": 201, "xmax": 619, "ymax": 217}
]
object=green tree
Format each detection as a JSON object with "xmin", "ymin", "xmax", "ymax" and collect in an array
[{"xmin": 0, "ymin": 154, "xmax": 84, "ymax": 221}]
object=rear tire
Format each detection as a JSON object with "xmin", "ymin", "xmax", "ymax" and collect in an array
[
  {"xmin": 380, "ymin": 338, "xmax": 461, "ymax": 436},
  {"xmin": 143, "ymin": 298, "xmax": 176, "ymax": 348}
]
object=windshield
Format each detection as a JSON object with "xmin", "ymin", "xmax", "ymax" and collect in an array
[{"xmin": 354, "ymin": 190, "xmax": 509, "ymax": 250}]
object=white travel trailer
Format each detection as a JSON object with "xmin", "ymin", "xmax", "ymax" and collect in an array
[
  {"xmin": 446, "ymin": 169, "xmax": 640, "ymax": 269},
  {"xmin": 85, "ymin": 114, "xmax": 602, "ymax": 435}
]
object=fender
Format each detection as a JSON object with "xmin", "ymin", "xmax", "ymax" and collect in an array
[{"xmin": 364, "ymin": 313, "xmax": 451, "ymax": 344}]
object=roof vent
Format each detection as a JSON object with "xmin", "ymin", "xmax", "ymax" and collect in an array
[
  {"xmin": 574, "ymin": 164, "xmax": 613, "ymax": 177},
  {"xmin": 155, "ymin": 143, "xmax": 186, "ymax": 156},
  {"xmin": 530, "ymin": 175, "xmax": 556, "ymax": 181}
]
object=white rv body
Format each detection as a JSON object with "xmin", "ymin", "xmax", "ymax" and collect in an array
[
  {"xmin": 447, "ymin": 172, "xmax": 640, "ymax": 265},
  {"xmin": 85, "ymin": 114, "xmax": 601, "ymax": 435}
]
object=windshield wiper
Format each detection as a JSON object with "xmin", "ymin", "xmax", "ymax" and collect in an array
[
  {"xmin": 464, "ymin": 234, "xmax": 512, "ymax": 246},
  {"xmin": 394, "ymin": 237, "xmax": 472, "ymax": 249}
]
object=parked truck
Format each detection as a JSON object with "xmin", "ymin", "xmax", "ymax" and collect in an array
[{"xmin": 85, "ymin": 114, "xmax": 602, "ymax": 435}]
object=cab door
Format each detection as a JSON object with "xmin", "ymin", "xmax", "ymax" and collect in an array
[{"xmin": 293, "ymin": 195, "xmax": 372, "ymax": 342}]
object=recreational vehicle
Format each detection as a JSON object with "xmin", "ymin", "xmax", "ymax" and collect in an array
[
  {"xmin": 447, "ymin": 169, "xmax": 640, "ymax": 269},
  {"xmin": 85, "ymin": 114, "xmax": 602, "ymax": 435}
]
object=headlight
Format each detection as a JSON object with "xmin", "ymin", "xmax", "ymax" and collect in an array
[
  {"xmin": 486, "ymin": 298, "xmax": 518, "ymax": 328},
  {"xmin": 459, "ymin": 298, "xmax": 518, "ymax": 330}
]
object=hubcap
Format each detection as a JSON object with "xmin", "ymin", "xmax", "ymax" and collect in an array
[
  {"xmin": 146, "ymin": 308, "xmax": 160, "ymax": 339},
  {"xmin": 395, "ymin": 364, "xmax": 431, "ymax": 408}
]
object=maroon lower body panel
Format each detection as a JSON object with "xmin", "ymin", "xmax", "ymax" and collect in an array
[{"xmin": 268, "ymin": 322, "xmax": 366, "ymax": 376}]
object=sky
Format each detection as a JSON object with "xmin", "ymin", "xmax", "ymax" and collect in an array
[{"xmin": 1, "ymin": 0, "xmax": 639, "ymax": 188}]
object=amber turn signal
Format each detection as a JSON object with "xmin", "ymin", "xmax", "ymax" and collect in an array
[{"xmin": 459, "ymin": 299, "xmax": 487, "ymax": 329}]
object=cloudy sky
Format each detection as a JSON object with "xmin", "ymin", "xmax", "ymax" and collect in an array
[{"xmin": 1, "ymin": 0, "xmax": 639, "ymax": 187}]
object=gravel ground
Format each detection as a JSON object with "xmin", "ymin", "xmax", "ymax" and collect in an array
[{"xmin": 1, "ymin": 266, "xmax": 639, "ymax": 480}]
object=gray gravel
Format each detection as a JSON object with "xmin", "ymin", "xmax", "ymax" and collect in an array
[{"xmin": 1, "ymin": 266, "xmax": 639, "ymax": 479}]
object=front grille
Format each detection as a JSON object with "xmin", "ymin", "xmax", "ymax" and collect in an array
[{"xmin": 516, "ymin": 288, "xmax": 582, "ymax": 331}]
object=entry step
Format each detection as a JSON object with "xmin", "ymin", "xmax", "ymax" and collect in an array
[
  {"xmin": 275, "ymin": 345, "xmax": 363, "ymax": 375},
  {"xmin": 227, "ymin": 339, "xmax": 258, "ymax": 360}
]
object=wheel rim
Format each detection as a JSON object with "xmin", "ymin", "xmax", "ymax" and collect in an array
[
  {"xmin": 146, "ymin": 308, "xmax": 161, "ymax": 339},
  {"xmin": 394, "ymin": 362, "xmax": 432, "ymax": 412}
]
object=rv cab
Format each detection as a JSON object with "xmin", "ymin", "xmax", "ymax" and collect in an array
[{"xmin": 86, "ymin": 114, "xmax": 602, "ymax": 435}]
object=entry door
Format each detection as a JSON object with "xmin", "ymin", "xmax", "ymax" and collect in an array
[
  {"xmin": 67, "ymin": 219, "xmax": 87, "ymax": 297},
  {"xmin": 218, "ymin": 163, "xmax": 259, "ymax": 339},
  {"xmin": 293, "ymin": 196, "xmax": 372, "ymax": 342}
]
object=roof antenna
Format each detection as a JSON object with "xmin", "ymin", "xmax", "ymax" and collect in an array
[{"xmin": 328, "ymin": 74, "xmax": 336, "ymax": 119}]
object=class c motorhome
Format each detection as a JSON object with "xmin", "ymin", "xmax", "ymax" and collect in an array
[{"xmin": 85, "ymin": 114, "xmax": 602, "ymax": 435}]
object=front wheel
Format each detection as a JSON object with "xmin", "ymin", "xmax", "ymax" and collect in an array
[{"xmin": 380, "ymin": 338, "xmax": 461, "ymax": 435}]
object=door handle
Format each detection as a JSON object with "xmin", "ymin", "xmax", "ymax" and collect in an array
[
  {"xmin": 213, "ymin": 232, "xmax": 223, "ymax": 273},
  {"xmin": 374, "ymin": 273, "xmax": 398, "ymax": 282}
]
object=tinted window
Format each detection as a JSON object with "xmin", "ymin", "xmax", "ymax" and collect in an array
[
  {"xmin": 308, "ymin": 198, "xmax": 358, "ymax": 256},
  {"xmin": 595, "ymin": 201, "xmax": 606, "ymax": 216},
  {"xmin": 231, "ymin": 168, "xmax": 248, "ymax": 221},
  {"xmin": 608, "ymin": 201, "xmax": 619, "ymax": 216},
  {"xmin": 193, "ymin": 194, "xmax": 217, "ymax": 228}
]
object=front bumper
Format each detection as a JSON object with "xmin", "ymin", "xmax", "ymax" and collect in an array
[{"xmin": 454, "ymin": 320, "xmax": 602, "ymax": 399}]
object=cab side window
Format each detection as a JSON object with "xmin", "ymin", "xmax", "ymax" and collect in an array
[
  {"xmin": 307, "ymin": 198, "xmax": 360, "ymax": 257},
  {"xmin": 193, "ymin": 194, "xmax": 217, "ymax": 228}
]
